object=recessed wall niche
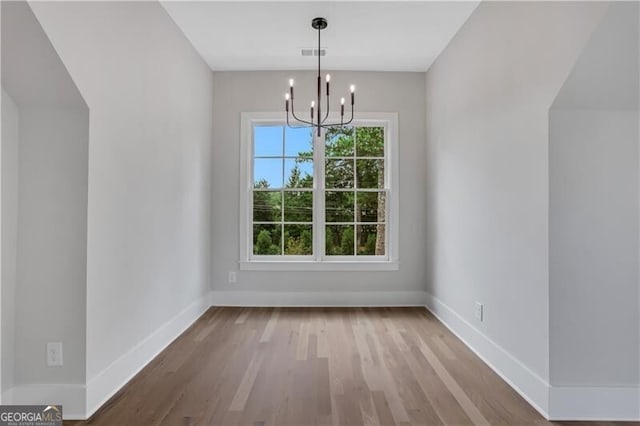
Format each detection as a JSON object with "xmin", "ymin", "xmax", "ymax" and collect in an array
[{"xmin": 1, "ymin": 0, "xmax": 89, "ymax": 411}]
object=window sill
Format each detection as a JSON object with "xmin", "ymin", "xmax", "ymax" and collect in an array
[{"xmin": 239, "ymin": 260, "xmax": 399, "ymax": 272}]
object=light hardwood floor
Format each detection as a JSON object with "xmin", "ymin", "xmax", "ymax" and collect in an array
[{"xmin": 69, "ymin": 307, "xmax": 638, "ymax": 426}]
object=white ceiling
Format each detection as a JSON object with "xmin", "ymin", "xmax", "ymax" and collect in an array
[{"xmin": 160, "ymin": 1, "xmax": 479, "ymax": 72}]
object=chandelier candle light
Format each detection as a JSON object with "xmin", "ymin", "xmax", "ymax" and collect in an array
[{"xmin": 284, "ymin": 17, "xmax": 356, "ymax": 137}]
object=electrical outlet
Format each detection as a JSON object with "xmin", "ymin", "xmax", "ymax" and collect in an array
[
  {"xmin": 228, "ymin": 271, "xmax": 237, "ymax": 283},
  {"xmin": 47, "ymin": 342, "xmax": 63, "ymax": 367},
  {"xmin": 475, "ymin": 302, "xmax": 484, "ymax": 322}
]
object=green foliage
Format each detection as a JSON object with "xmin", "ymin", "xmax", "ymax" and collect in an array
[
  {"xmin": 283, "ymin": 225, "xmax": 312, "ymax": 255},
  {"xmin": 324, "ymin": 127, "xmax": 379, "ymax": 211},
  {"xmin": 325, "ymin": 127, "xmax": 354, "ymax": 157},
  {"xmin": 364, "ymin": 232, "xmax": 376, "ymax": 255},
  {"xmin": 325, "ymin": 191, "xmax": 354, "ymax": 222},
  {"xmin": 254, "ymin": 178, "xmax": 270, "ymax": 188},
  {"xmin": 285, "ymin": 237, "xmax": 304, "ymax": 255},
  {"xmin": 283, "ymin": 191, "xmax": 313, "ymax": 222},
  {"xmin": 287, "ymin": 166, "xmax": 301, "ymax": 187},
  {"xmin": 340, "ymin": 226, "xmax": 355, "ymax": 255},
  {"xmin": 254, "ymin": 229, "xmax": 280, "ymax": 255},
  {"xmin": 325, "ymin": 227, "xmax": 335, "ymax": 255},
  {"xmin": 301, "ymin": 229, "xmax": 312, "ymax": 248},
  {"xmin": 355, "ymin": 127, "xmax": 384, "ymax": 157},
  {"xmin": 253, "ymin": 190, "xmax": 280, "ymax": 222},
  {"xmin": 286, "ymin": 164, "xmax": 313, "ymax": 188}
]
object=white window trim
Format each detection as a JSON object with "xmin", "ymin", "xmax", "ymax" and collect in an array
[{"xmin": 239, "ymin": 111, "xmax": 399, "ymax": 271}]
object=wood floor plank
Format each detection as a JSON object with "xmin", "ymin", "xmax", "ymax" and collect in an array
[
  {"xmin": 431, "ymin": 334, "xmax": 457, "ymax": 361},
  {"xmin": 259, "ymin": 307, "xmax": 280, "ymax": 343},
  {"xmin": 383, "ymin": 316, "xmax": 410, "ymax": 353},
  {"xmin": 229, "ymin": 352, "xmax": 263, "ymax": 411},
  {"xmin": 375, "ymin": 315, "xmax": 443, "ymax": 425},
  {"xmin": 67, "ymin": 307, "xmax": 636, "ymax": 426},
  {"xmin": 427, "ymin": 320, "xmax": 545, "ymax": 424},
  {"xmin": 234, "ymin": 308, "xmax": 250, "ymax": 324},
  {"xmin": 417, "ymin": 335, "xmax": 491, "ymax": 425},
  {"xmin": 406, "ymin": 343, "xmax": 471, "ymax": 425},
  {"xmin": 295, "ymin": 319, "xmax": 309, "ymax": 361},
  {"xmin": 354, "ymin": 315, "xmax": 410, "ymax": 424},
  {"xmin": 371, "ymin": 390, "xmax": 396, "ymax": 426},
  {"xmin": 315, "ymin": 311, "xmax": 330, "ymax": 359}
]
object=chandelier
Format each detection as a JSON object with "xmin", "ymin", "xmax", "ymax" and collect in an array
[{"xmin": 284, "ymin": 17, "xmax": 355, "ymax": 137}]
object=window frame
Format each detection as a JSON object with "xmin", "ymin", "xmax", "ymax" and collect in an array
[{"xmin": 239, "ymin": 112, "xmax": 399, "ymax": 271}]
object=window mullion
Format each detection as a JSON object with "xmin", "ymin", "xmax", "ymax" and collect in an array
[
  {"xmin": 314, "ymin": 130, "xmax": 325, "ymax": 260},
  {"xmin": 281, "ymin": 127, "xmax": 285, "ymax": 255}
]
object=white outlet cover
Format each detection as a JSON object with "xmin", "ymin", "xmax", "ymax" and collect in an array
[
  {"xmin": 228, "ymin": 271, "xmax": 237, "ymax": 283},
  {"xmin": 47, "ymin": 342, "xmax": 63, "ymax": 367},
  {"xmin": 475, "ymin": 302, "xmax": 484, "ymax": 322}
]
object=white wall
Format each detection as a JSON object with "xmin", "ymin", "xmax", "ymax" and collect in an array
[
  {"xmin": 15, "ymin": 107, "xmax": 89, "ymax": 386},
  {"xmin": 551, "ymin": 3, "xmax": 638, "ymax": 111},
  {"xmin": 549, "ymin": 2, "xmax": 639, "ymax": 389},
  {"xmin": 550, "ymin": 109, "xmax": 638, "ymax": 386},
  {"xmin": 1, "ymin": 89, "xmax": 18, "ymax": 393},
  {"xmin": 211, "ymin": 71, "xmax": 426, "ymax": 303},
  {"xmin": 424, "ymin": 0, "xmax": 609, "ymax": 414},
  {"xmin": 28, "ymin": 0, "xmax": 214, "ymax": 402}
]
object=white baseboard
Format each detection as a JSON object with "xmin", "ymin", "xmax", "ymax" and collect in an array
[
  {"xmin": 14, "ymin": 290, "xmax": 635, "ymax": 421},
  {"xmin": 85, "ymin": 291, "xmax": 211, "ymax": 419},
  {"xmin": 210, "ymin": 290, "xmax": 428, "ymax": 307},
  {"xmin": 548, "ymin": 385, "xmax": 640, "ymax": 421},
  {"xmin": 424, "ymin": 292, "xmax": 551, "ymax": 418},
  {"xmin": 425, "ymin": 292, "xmax": 640, "ymax": 421},
  {"xmin": 2, "ymin": 384, "xmax": 86, "ymax": 419}
]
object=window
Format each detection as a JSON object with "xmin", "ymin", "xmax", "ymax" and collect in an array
[
  {"xmin": 252, "ymin": 125, "xmax": 314, "ymax": 256},
  {"xmin": 240, "ymin": 112, "xmax": 398, "ymax": 271}
]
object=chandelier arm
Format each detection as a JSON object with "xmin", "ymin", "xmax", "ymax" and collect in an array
[
  {"xmin": 290, "ymin": 115, "xmax": 315, "ymax": 127},
  {"xmin": 286, "ymin": 110, "xmax": 300, "ymax": 128},
  {"xmin": 317, "ymin": 102, "xmax": 355, "ymax": 128},
  {"xmin": 290, "ymin": 101, "xmax": 315, "ymax": 126},
  {"xmin": 341, "ymin": 103, "xmax": 355, "ymax": 126},
  {"xmin": 290, "ymin": 99, "xmax": 299, "ymax": 120},
  {"xmin": 318, "ymin": 117, "xmax": 355, "ymax": 129}
]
